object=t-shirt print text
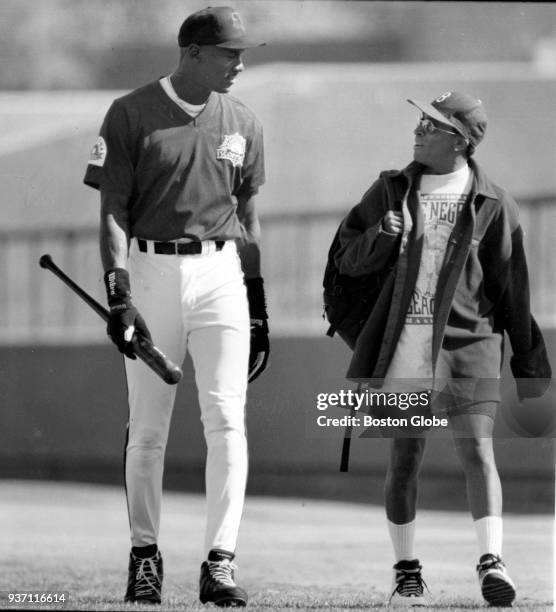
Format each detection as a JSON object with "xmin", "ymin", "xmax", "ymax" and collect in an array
[
  {"xmin": 421, "ymin": 194, "xmax": 465, "ymax": 227},
  {"xmin": 406, "ymin": 192, "xmax": 466, "ymax": 324}
]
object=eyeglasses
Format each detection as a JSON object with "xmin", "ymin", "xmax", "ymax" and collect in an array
[{"xmin": 416, "ymin": 116, "xmax": 459, "ymax": 136}]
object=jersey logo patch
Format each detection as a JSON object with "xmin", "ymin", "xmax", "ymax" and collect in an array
[
  {"xmin": 88, "ymin": 136, "xmax": 107, "ymax": 167},
  {"xmin": 216, "ymin": 133, "xmax": 246, "ymax": 168}
]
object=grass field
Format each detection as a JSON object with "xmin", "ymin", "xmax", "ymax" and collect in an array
[{"xmin": 2, "ymin": 480, "xmax": 553, "ymax": 611}]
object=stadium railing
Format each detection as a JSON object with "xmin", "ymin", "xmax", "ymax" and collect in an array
[{"xmin": 0, "ymin": 197, "xmax": 554, "ymax": 344}]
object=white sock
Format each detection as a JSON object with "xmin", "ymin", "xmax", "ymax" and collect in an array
[
  {"xmin": 474, "ymin": 516, "xmax": 503, "ymax": 557},
  {"xmin": 387, "ymin": 520, "xmax": 416, "ymax": 562}
]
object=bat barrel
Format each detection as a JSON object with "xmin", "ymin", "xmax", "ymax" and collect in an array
[
  {"xmin": 132, "ymin": 334, "xmax": 183, "ymax": 385},
  {"xmin": 39, "ymin": 254, "xmax": 183, "ymax": 385},
  {"xmin": 163, "ymin": 367, "xmax": 182, "ymax": 385}
]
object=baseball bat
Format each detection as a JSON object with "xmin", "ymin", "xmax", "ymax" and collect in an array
[{"xmin": 39, "ymin": 254, "xmax": 182, "ymax": 385}]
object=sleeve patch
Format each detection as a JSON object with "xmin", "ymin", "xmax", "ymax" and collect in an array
[{"xmin": 88, "ymin": 136, "xmax": 107, "ymax": 167}]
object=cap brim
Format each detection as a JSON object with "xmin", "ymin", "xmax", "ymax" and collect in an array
[
  {"xmin": 407, "ymin": 98, "xmax": 459, "ymax": 131},
  {"xmin": 216, "ymin": 38, "xmax": 266, "ymax": 49}
]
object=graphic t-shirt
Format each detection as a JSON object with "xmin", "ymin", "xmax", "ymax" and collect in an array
[{"xmin": 386, "ymin": 164, "xmax": 472, "ymax": 383}]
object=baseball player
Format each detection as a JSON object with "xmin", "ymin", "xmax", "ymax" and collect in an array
[
  {"xmin": 83, "ymin": 7, "xmax": 268, "ymax": 607},
  {"xmin": 334, "ymin": 92, "xmax": 551, "ymax": 606}
]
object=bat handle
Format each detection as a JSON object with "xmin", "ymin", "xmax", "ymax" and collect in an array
[
  {"xmin": 39, "ymin": 253, "xmax": 54, "ymax": 269},
  {"xmin": 38, "ymin": 253, "xmax": 183, "ymax": 385}
]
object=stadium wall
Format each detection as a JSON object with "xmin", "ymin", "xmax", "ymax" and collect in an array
[{"xmin": 2, "ymin": 336, "xmax": 554, "ymax": 509}]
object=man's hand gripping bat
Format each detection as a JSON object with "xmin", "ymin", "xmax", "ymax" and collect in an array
[{"xmin": 39, "ymin": 254, "xmax": 182, "ymax": 385}]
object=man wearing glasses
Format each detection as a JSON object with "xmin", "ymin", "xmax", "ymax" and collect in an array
[{"xmin": 333, "ymin": 92, "xmax": 550, "ymax": 606}]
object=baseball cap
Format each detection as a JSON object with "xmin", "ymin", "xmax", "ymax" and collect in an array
[
  {"xmin": 407, "ymin": 91, "xmax": 487, "ymax": 147},
  {"xmin": 178, "ymin": 6, "xmax": 264, "ymax": 49}
]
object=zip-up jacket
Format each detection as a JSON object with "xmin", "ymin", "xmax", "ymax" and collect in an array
[{"xmin": 334, "ymin": 159, "xmax": 551, "ymax": 400}]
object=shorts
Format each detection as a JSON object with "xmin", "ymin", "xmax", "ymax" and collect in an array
[{"xmin": 432, "ymin": 394, "xmax": 498, "ymax": 420}]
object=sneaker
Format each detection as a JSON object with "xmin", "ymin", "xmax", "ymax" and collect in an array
[
  {"xmin": 124, "ymin": 545, "xmax": 163, "ymax": 604},
  {"xmin": 199, "ymin": 550, "xmax": 248, "ymax": 607},
  {"xmin": 389, "ymin": 559, "xmax": 429, "ymax": 606},
  {"xmin": 477, "ymin": 553, "xmax": 516, "ymax": 606}
]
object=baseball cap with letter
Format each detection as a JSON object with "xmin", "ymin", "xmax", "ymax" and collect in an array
[
  {"xmin": 178, "ymin": 6, "xmax": 264, "ymax": 49},
  {"xmin": 407, "ymin": 91, "xmax": 488, "ymax": 148}
]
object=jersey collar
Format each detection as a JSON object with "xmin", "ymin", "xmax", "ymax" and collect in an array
[{"xmin": 158, "ymin": 76, "xmax": 216, "ymax": 121}]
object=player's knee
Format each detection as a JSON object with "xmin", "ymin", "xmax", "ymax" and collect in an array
[
  {"xmin": 203, "ymin": 423, "xmax": 247, "ymax": 445},
  {"xmin": 455, "ymin": 437, "xmax": 495, "ymax": 469},
  {"xmin": 127, "ymin": 427, "xmax": 167, "ymax": 452},
  {"xmin": 200, "ymin": 402, "xmax": 245, "ymax": 435},
  {"xmin": 388, "ymin": 456, "xmax": 423, "ymax": 482},
  {"xmin": 388, "ymin": 440, "xmax": 425, "ymax": 481},
  {"xmin": 388, "ymin": 459, "xmax": 421, "ymax": 483}
]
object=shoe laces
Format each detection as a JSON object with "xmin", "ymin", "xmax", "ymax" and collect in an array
[
  {"xmin": 390, "ymin": 566, "xmax": 428, "ymax": 600},
  {"xmin": 477, "ymin": 554, "xmax": 505, "ymax": 575},
  {"xmin": 133, "ymin": 555, "xmax": 161, "ymax": 595},
  {"xmin": 207, "ymin": 558, "xmax": 237, "ymax": 587}
]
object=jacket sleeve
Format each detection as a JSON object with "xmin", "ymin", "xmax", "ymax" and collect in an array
[
  {"xmin": 485, "ymin": 193, "xmax": 552, "ymax": 398},
  {"xmin": 334, "ymin": 177, "xmax": 401, "ymax": 277}
]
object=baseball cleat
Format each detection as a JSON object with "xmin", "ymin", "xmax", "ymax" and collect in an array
[
  {"xmin": 388, "ymin": 559, "xmax": 430, "ymax": 606},
  {"xmin": 199, "ymin": 550, "xmax": 247, "ymax": 607},
  {"xmin": 477, "ymin": 553, "xmax": 516, "ymax": 607},
  {"xmin": 124, "ymin": 546, "xmax": 163, "ymax": 604}
]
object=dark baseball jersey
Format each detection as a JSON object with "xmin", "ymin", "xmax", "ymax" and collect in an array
[{"xmin": 84, "ymin": 79, "xmax": 265, "ymax": 241}]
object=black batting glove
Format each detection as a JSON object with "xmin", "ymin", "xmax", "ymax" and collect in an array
[
  {"xmin": 104, "ymin": 268, "xmax": 152, "ymax": 359},
  {"xmin": 245, "ymin": 277, "xmax": 270, "ymax": 383}
]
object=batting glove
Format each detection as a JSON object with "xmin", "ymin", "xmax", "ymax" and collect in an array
[
  {"xmin": 246, "ymin": 277, "xmax": 269, "ymax": 383},
  {"xmin": 104, "ymin": 268, "xmax": 152, "ymax": 359}
]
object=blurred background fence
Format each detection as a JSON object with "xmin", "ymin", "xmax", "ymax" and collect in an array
[{"xmin": 1, "ymin": 195, "xmax": 555, "ymax": 344}]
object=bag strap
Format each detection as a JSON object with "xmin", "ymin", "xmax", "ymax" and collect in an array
[
  {"xmin": 381, "ymin": 170, "xmax": 404, "ymax": 213},
  {"xmin": 340, "ymin": 382, "xmax": 363, "ymax": 472},
  {"xmin": 339, "ymin": 172, "xmax": 404, "ymax": 473}
]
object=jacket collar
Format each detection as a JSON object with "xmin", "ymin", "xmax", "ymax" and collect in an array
[
  {"xmin": 467, "ymin": 158, "xmax": 499, "ymax": 200},
  {"xmin": 399, "ymin": 159, "xmax": 499, "ymax": 201}
]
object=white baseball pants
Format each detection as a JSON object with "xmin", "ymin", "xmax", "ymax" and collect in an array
[{"xmin": 123, "ymin": 239, "xmax": 249, "ymax": 555}]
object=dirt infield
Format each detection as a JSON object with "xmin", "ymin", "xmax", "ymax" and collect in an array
[{"xmin": 2, "ymin": 480, "xmax": 553, "ymax": 610}]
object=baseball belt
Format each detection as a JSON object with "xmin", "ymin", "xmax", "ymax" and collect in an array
[{"xmin": 137, "ymin": 238, "xmax": 225, "ymax": 255}]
